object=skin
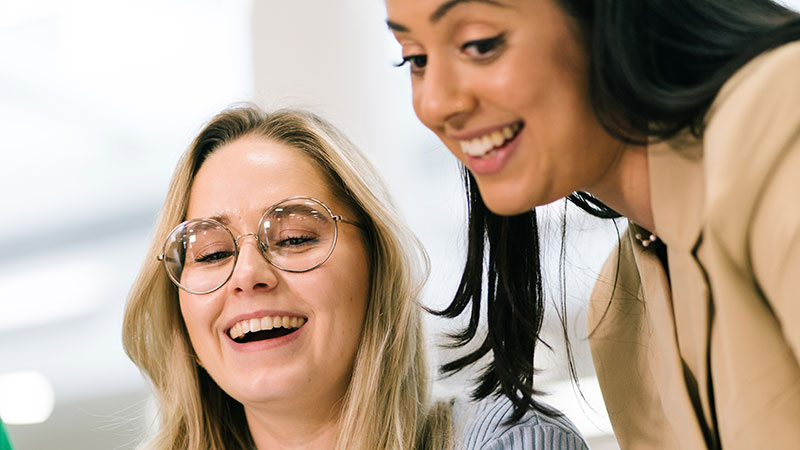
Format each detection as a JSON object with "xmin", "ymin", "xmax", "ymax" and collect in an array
[
  {"xmin": 386, "ymin": 0, "xmax": 654, "ymax": 230},
  {"xmin": 180, "ymin": 135, "xmax": 370, "ymax": 449}
]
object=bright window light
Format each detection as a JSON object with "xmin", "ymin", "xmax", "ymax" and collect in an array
[
  {"xmin": 540, "ymin": 376, "xmax": 614, "ymax": 439},
  {"xmin": 0, "ymin": 371, "xmax": 55, "ymax": 425},
  {"xmin": 0, "ymin": 258, "xmax": 108, "ymax": 331}
]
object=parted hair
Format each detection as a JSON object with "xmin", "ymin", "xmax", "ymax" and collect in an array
[{"xmin": 122, "ymin": 105, "xmax": 452, "ymax": 450}]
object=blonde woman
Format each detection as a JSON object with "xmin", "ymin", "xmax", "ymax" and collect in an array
[{"xmin": 122, "ymin": 106, "xmax": 451, "ymax": 450}]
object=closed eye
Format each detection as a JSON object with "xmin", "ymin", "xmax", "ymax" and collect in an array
[
  {"xmin": 195, "ymin": 251, "xmax": 234, "ymax": 264},
  {"xmin": 276, "ymin": 235, "xmax": 319, "ymax": 248}
]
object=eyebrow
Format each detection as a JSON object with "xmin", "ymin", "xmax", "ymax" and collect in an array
[
  {"xmin": 208, "ymin": 201, "xmax": 277, "ymax": 225},
  {"xmin": 387, "ymin": 0, "xmax": 508, "ymax": 32},
  {"xmin": 208, "ymin": 213, "xmax": 231, "ymax": 226},
  {"xmin": 202, "ymin": 202, "xmax": 329, "ymax": 227}
]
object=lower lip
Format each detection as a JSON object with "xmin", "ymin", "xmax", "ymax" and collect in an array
[
  {"xmin": 225, "ymin": 324, "xmax": 306, "ymax": 353},
  {"xmin": 463, "ymin": 128, "xmax": 522, "ymax": 175}
]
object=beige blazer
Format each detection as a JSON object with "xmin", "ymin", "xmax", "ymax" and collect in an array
[{"xmin": 588, "ymin": 42, "xmax": 800, "ymax": 449}]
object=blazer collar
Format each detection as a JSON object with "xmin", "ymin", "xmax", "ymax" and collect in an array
[{"xmin": 648, "ymin": 133, "xmax": 705, "ymax": 252}]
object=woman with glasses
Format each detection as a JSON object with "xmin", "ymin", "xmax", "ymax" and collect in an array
[
  {"xmin": 385, "ymin": 0, "xmax": 800, "ymax": 448},
  {"xmin": 124, "ymin": 105, "xmax": 588, "ymax": 449},
  {"xmin": 122, "ymin": 106, "xmax": 453, "ymax": 450}
]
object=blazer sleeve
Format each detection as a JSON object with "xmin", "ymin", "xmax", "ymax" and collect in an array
[
  {"xmin": 749, "ymin": 117, "xmax": 800, "ymax": 360},
  {"xmin": 705, "ymin": 42, "xmax": 800, "ymax": 361}
]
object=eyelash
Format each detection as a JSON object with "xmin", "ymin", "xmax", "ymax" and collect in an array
[
  {"xmin": 196, "ymin": 250, "xmax": 233, "ymax": 264},
  {"xmin": 461, "ymin": 32, "xmax": 507, "ymax": 60},
  {"xmin": 276, "ymin": 233, "xmax": 318, "ymax": 248},
  {"xmin": 394, "ymin": 32, "xmax": 507, "ymax": 76},
  {"xmin": 394, "ymin": 55, "xmax": 428, "ymax": 76}
]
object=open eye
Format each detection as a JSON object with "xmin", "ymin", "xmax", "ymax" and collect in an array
[
  {"xmin": 395, "ymin": 54, "xmax": 428, "ymax": 76},
  {"xmin": 461, "ymin": 33, "xmax": 506, "ymax": 60}
]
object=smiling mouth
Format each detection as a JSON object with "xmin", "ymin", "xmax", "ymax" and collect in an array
[
  {"xmin": 458, "ymin": 121, "xmax": 524, "ymax": 158},
  {"xmin": 228, "ymin": 315, "xmax": 307, "ymax": 344}
]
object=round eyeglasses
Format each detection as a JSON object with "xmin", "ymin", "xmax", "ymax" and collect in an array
[{"xmin": 157, "ymin": 196, "xmax": 361, "ymax": 294}]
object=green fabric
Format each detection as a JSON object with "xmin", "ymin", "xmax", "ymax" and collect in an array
[{"xmin": 0, "ymin": 419, "xmax": 12, "ymax": 450}]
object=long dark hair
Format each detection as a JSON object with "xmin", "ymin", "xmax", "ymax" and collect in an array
[{"xmin": 434, "ymin": 0, "xmax": 800, "ymax": 423}]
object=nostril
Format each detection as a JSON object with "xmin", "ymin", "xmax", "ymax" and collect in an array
[{"xmin": 233, "ymin": 282, "xmax": 270, "ymax": 294}]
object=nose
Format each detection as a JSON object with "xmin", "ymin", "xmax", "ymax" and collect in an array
[
  {"xmin": 228, "ymin": 233, "xmax": 279, "ymax": 294},
  {"xmin": 413, "ymin": 56, "xmax": 475, "ymax": 131}
]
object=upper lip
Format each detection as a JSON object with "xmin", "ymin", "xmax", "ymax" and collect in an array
[
  {"xmin": 223, "ymin": 309, "xmax": 308, "ymax": 333},
  {"xmin": 445, "ymin": 120, "xmax": 523, "ymax": 141}
]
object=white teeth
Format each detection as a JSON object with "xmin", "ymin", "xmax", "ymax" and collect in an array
[
  {"xmin": 250, "ymin": 318, "xmax": 261, "ymax": 333},
  {"xmin": 458, "ymin": 122, "xmax": 522, "ymax": 158},
  {"xmin": 490, "ymin": 131, "xmax": 504, "ymax": 147},
  {"xmin": 462, "ymin": 140, "xmax": 474, "ymax": 155},
  {"xmin": 229, "ymin": 315, "xmax": 307, "ymax": 340}
]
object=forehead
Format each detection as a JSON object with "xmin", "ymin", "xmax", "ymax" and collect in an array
[
  {"xmin": 186, "ymin": 135, "xmax": 338, "ymax": 220},
  {"xmin": 386, "ymin": 0, "xmax": 513, "ymax": 29}
]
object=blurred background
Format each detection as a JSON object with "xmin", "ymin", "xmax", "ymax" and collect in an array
[{"xmin": 2, "ymin": 1, "xmax": 798, "ymax": 449}]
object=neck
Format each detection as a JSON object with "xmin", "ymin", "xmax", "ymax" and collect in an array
[
  {"xmin": 245, "ymin": 400, "xmax": 342, "ymax": 450},
  {"xmin": 586, "ymin": 144, "xmax": 655, "ymax": 232}
]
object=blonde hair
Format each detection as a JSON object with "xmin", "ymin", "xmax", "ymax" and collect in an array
[{"xmin": 122, "ymin": 106, "xmax": 452, "ymax": 450}]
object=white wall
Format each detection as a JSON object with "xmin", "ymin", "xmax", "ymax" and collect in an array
[{"xmin": 0, "ymin": 1, "xmax": 253, "ymax": 448}]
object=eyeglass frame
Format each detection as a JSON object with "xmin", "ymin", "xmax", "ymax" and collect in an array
[{"xmin": 157, "ymin": 195, "xmax": 362, "ymax": 295}]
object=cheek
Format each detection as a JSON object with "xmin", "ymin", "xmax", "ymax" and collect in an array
[
  {"xmin": 178, "ymin": 295, "xmax": 217, "ymax": 352},
  {"xmin": 340, "ymin": 289, "xmax": 369, "ymax": 362},
  {"xmin": 331, "ymin": 267, "xmax": 369, "ymax": 321},
  {"xmin": 484, "ymin": 60, "xmax": 532, "ymax": 106},
  {"xmin": 347, "ymin": 283, "xmax": 370, "ymax": 331},
  {"xmin": 492, "ymin": 60, "xmax": 557, "ymax": 120},
  {"xmin": 328, "ymin": 254, "xmax": 370, "ymax": 330}
]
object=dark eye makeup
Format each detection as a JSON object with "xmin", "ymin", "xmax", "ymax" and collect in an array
[
  {"xmin": 393, "ymin": 31, "xmax": 506, "ymax": 76},
  {"xmin": 394, "ymin": 54, "xmax": 428, "ymax": 74},
  {"xmin": 461, "ymin": 32, "xmax": 507, "ymax": 58}
]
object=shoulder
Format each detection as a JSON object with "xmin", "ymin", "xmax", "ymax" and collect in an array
[
  {"xmin": 704, "ymin": 40, "xmax": 800, "ymax": 160},
  {"xmin": 701, "ymin": 41, "xmax": 800, "ymax": 209},
  {"xmin": 718, "ymin": 40, "xmax": 800, "ymax": 96},
  {"xmin": 695, "ymin": 41, "xmax": 800, "ymax": 286},
  {"xmin": 452, "ymin": 395, "xmax": 589, "ymax": 450},
  {"xmin": 709, "ymin": 39, "xmax": 800, "ymax": 116}
]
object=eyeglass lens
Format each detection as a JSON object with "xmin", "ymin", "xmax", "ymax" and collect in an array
[{"xmin": 162, "ymin": 198, "xmax": 337, "ymax": 294}]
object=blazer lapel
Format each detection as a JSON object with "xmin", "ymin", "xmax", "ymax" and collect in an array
[
  {"xmin": 628, "ymin": 225, "xmax": 709, "ymax": 449},
  {"xmin": 647, "ymin": 136, "xmax": 719, "ymax": 447}
]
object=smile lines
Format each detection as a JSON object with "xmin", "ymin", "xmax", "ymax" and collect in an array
[{"xmin": 458, "ymin": 122, "xmax": 522, "ymax": 158}]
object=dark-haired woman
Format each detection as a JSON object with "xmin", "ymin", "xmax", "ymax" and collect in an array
[{"xmin": 386, "ymin": 0, "xmax": 800, "ymax": 448}]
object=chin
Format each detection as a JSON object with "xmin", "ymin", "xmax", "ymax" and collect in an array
[
  {"xmin": 475, "ymin": 168, "xmax": 569, "ymax": 215},
  {"xmin": 482, "ymin": 195, "xmax": 535, "ymax": 216},
  {"xmin": 477, "ymin": 183, "xmax": 542, "ymax": 216},
  {"xmin": 217, "ymin": 369, "xmax": 295, "ymax": 405}
]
